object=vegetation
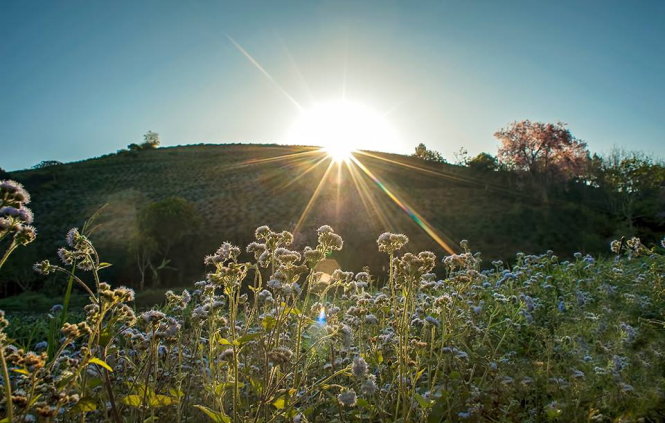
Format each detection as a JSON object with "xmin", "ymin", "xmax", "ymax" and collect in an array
[
  {"xmin": 0, "ymin": 181, "xmax": 664, "ymax": 421},
  {"xmin": 127, "ymin": 131, "xmax": 161, "ymax": 152},
  {"xmin": 1, "ymin": 137, "xmax": 662, "ymax": 294},
  {"xmin": 413, "ymin": 143, "xmax": 446, "ymax": 164}
]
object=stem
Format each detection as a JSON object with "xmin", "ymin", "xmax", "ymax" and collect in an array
[
  {"xmin": 0, "ymin": 242, "xmax": 18, "ymax": 272},
  {"xmin": 0, "ymin": 345, "xmax": 13, "ymax": 422}
]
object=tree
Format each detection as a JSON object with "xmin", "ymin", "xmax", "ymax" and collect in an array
[
  {"xmin": 32, "ymin": 160, "xmax": 63, "ymax": 169},
  {"xmin": 141, "ymin": 130, "xmax": 160, "ymax": 149},
  {"xmin": 468, "ymin": 152, "xmax": 498, "ymax": 172},
  {"xmin": 413, "ymin": 143, "xmax": 446, "ymax": 163},
  {"xmin": 592, "ymin": 149, "xmax": 665, "ymax": 234},
  {"xmin": 134, "ymin": 197, "xmax": 200, "ymax": 288},
  {"xmin": 0, "ymin": 167, "xmax": 11, "ymax": 179},
  {"xmin": 495, "ymin": 120, "xmax": 589, "ymax": 180},
  {"xmin": 127, "ymin": 131, "xmax": 160, "ymax": 152}
]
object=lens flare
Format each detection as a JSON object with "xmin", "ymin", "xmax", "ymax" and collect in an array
[{"xmin": 316, "ymin": 307, "xmax": 327, "ymax": 326}]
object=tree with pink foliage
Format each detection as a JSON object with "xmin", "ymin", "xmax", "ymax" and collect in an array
[{"xmin": 495, "ymin": 120, "xmax": 589, "ymax": 181}]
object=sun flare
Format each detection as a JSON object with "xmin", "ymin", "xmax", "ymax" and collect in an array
[{"xmin": 288, "ymin": 100, "xmax": 398, "ymax": 162}]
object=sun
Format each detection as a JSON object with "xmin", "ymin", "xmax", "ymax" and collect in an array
[{"xmin": 287, "ymin": 100, "xmax": 398, "ymax": 162}]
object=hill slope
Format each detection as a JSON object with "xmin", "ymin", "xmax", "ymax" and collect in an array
[{"xmin": 5, "ymin": 143, "xmax": 618, "ymax": 289}]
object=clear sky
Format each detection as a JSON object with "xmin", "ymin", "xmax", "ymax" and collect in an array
[{"xmin": 1, "ymin": 0, "xmax": 664, "ymax": 171}]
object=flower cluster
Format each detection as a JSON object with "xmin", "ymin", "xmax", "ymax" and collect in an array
[{"xmin": 0, "ymin": 180, "xmax": 36, "ymax": 247}]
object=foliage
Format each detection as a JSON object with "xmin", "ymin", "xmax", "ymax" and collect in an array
[
  {"xmin": 133, "ymin": 197, "xmax": 201, "ymax": 289},
  {"xmin": 413, "ymin": 143, "xmax": 446, "ymax": 163},
  {"xmin": 1, "ymin": 219, "xmax": 664, "ymax": 421},
  {"xmin": 467, "ymin": 152, "xmax": 498, "ymax": 172},
  {"xmin": 5, "ymin": 144, "xmax": 662, "ymax": 291},
  {"xmin": 32, "ymin": 160, "xmax": 63, "ymax": 169},
  {"xmin": 495, "ymin": 120, "xmax": 589, "ymax": 180},
  {"xmin": 0, "ymin": 169, "xmax": 12, "ymax": 180},
  {"xmin": 589, "ymin": 149, "xmax": 665, "ymax": 235},
  {"xmin": 127, "ymin": 131, "xmax": 160, "ymax": 152}
]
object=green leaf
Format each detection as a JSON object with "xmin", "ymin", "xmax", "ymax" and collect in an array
[
  {"xmin": 272, "ymin": 396, "xmax": 287, "ymax": 409},
  {"xmin": 89, "ymin": 357, "xmax": 113, "ymax": 372},
  {"xmin": 98, "ymin": 262, "xmax": 112, "ymax": 269},
  {"xmin": 194, "ymin": 405, "xmax": 231, "ymax": 423},
  {"xmin": 218, "ymin": 337, "xmax": 236, "ymax": 346},
  {"xmin": 12, "ymin": 367, "xmax": 29, "ymax": 375},
  {"xmin": 375, "ymin": 350, "xmax": 384, "ymax": 365},
  {"xmin": 84, "ymin": 377, "xmax": 103, "ymax": 390},
  {"xmin": 414, "ymin": 393, "xmax": 434, "ymax": 409},
  {"xmin": 214, "ymin": 382, "xmax": 245, "ymax": 395},
  {"xmin": 149, "ymin": 394, "xmax": 177, "ymax": 407},
  {"xmin": 72, "ymin": 399, "xmax": 97, "ymax": 412},
  {"xmin": 237, "ymin": 333, "xmax": 262, "ymax": 345},
  {"xmin": 122, "ymin": 395, "xmax": 143, "ymax": 408},
  {"xmin": 169, "ymin": 388, "xmax": 184, "ymax": 399},
  {"xmin": 261, "ymin": 315, "xmax": 277, "ymax": 331}
]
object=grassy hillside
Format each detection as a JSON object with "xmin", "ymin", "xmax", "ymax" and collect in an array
[{"xmin": 4, "ymin": 143, "xmax": 623, "ymax": 291}]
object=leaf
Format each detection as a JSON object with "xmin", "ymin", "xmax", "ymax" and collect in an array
[
  {"xmin": 89, "ymin": 357, "xmax": 113, "ymax": 372},
  {"xmin": 414, "ymin": 393, "xmax": 434, "ymax": 409},
  {"xmin": 169, "ymin": 388, "xmax": 184, "ymax": 399},
  {"xmin": 12, "ymin": 367, "xmax": 29, "ymax": 375},
  {"xmin": 149, "ymin": 394, "xmax": 177, "ymax": 407},
  {"xmin": 214, "ymin": 382, "xmax": 245, "ymax": 395},
  {"xmin": 98, "ymin": 262, "xmax": 112, "ymax": 269},
  {"xmin": 122, "ymin": 395, "xmax": 143, "ymax": 408},
  {"xmin": 272, "ymin": 396, "xmax": 287, "ymax": 410},
  {"xmin": 261, "ymin": 315, "xmax": 277, "ymax": 331},
  {"xmin": 72, "ymin": 399, "xmax": 97, "ymax": 412},
  {"xmin": 84, "ymin": 377, "xmax": 103, "ymax": 390},
  {"xmin": 237, "ymin": 333, "xmax": 262, "ymax": 345},
  {"xmin": 218, "ymin": 337, "xmax": 236, "ymax": 346},
  {"xmin": 249, "ymin": 376, "xmax": 263, "ymax": 395},
  {"xmin": 193, "ymin": 405, "xmax": 231, "ymax": 423},
  {"xmin": 375, "ymin": 350, "xmax": 383, "ymax": 365}
]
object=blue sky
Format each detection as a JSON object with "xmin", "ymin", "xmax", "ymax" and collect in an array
[{"xmin": 1, "ymin": 0, "xmax": 664, "ymax": 170}]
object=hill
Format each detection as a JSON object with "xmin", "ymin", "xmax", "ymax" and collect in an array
[{"xmin": 1, "ymin": 143, "xmax": 637, "ymax": 291}]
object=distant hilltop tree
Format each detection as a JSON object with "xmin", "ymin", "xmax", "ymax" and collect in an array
[
  {"xmin": 128, "ymin": 130, "xmax": 160, "ymax": 151},
  {"xmin": 468, "ymin": 152, "xmax": 498, "ymax": 172},
  {"xmin": 32, "ymin": 160, "xmax": 63, "ymax": 169},
  {"xmin": 413, "ymin": 143, "xmax": 446, "ymax": 163},
  {"xmin": 495, "ymin": 120, "xmax": 589, "ymax": 180},
  {"xmin": 0, "ymin": 167, "xmax": 11, "ymax": 179}
]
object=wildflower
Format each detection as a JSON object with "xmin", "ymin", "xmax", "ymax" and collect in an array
[
  {"xmin": 572, "ymin": 369, "xmax": 585, "ymax": 379},
  {"xmin": 313, "ymin": 226, "xmax": 343, "ymax": 250},
  {"xmin": 458, "ymin": 411, "xmax": 472, "ymax": 419},
  {"xmin": 205, "ymin": 242, "xmax": 241, "ymax": 265},
  {"xmin": 361, "ymin": 375, "xmax": 378, "ymax": 395},
  {"xmin": 352, "ymin": 356, "xmax": 368, "ymax": 379},
  {"xmin": 221, "ymin": 348, "xmax": 234, "ymax": 361},
  {"xmin": 258, "ymin": 289, "xmax": 274, "ymax": 304},
  {"xmin": 337, "ymin": 389, "xmax": 357, "ymax": 407},
  {"xmin": 610, "ymin": 239, "xmax": 622, "ymax": 254},
  {"xmin": 376, "ymin": 232, "xmax": 408, "ymax": 254},
  {"xmin": 364, "ymin": 314, "xmax": 378, "ymax": 325},
  {"xmin": 268, "ymin": 347, "xmax": 293, "ymax": 366},
  {"xmin": 303, "ymin": 246, "xmax": 325, "ymax": 265},
  {"xmin": 33, "ymin": 260, "xmax": 55, "ymax": 275},
  {"xmin": 141, "ymin": 310, "xmax": 166, "ymax": 325}
]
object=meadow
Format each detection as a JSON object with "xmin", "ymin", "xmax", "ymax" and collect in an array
[{"xmin": 1, "ymin": 179, "xmax": 665, "ymax": 422}]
